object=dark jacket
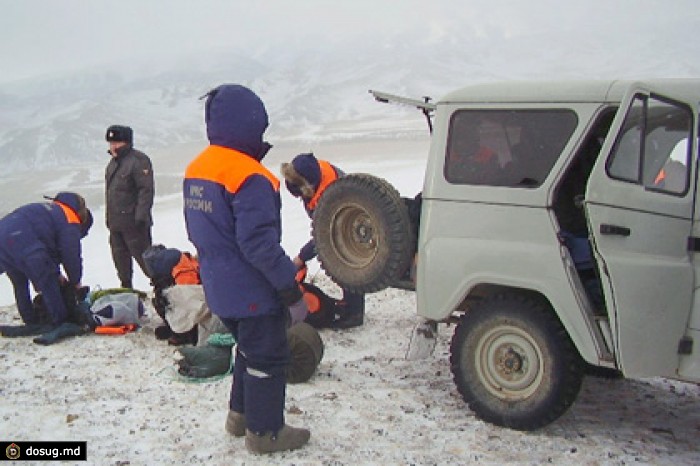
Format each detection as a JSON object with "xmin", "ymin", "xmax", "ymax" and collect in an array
[
  {"xmin": 184, "ymin": 84, "xmax": 299, "ymax": 319},
  {"xmin": 105, "ymin": 145, "xmax": 154, "ymax": 230},
  {"xmin": 0, "ymin": 199, "xmax": 84, "ymax": 285}
]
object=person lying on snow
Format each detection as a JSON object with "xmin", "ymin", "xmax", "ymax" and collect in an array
[
  {"xmin": 3, "ymin": 281, "xmax": 145, "ymax": 344},
  {"xmin": 0, "ymin": 192, "xmax": 93, "ymax": 344}
]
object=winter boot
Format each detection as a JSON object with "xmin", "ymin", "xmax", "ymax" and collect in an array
[
  {"xmin": 332, "ymin": 291, "xmax": 365, "ymax": 329},
  {"xmin": 331, "ymin": 302, "xmax": 364, "ymax": 329},
  {"xmin": 168, "ymin": 326, "xmax": 198, "ymax": 346},
  {"xmin": 245, "ymin": 424, "xmax": 310, "ymax": 454},
  {"xmin": 225, "ymin": 411, "xmax": 246, "ymax": 437},
  {"xmin": 154, "ymin": 324, "xmax": 173, "ymax": 340},
  {"xmin": 331, "ymin": 311, "xmax": 364, "ymax": 329}
]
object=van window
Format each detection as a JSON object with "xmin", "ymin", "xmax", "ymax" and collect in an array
[
  {"xmin": 606, "ymin": 94, "xmax": 692, "ymax": 195},
  {"xmin": 444, "ymin": 109, "xmax": 577, "ymax": 187}
]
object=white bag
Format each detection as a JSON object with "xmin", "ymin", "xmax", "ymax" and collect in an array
[{"xmin": 91, "ymin": 293, "xmax": 144, "ymax": 326}]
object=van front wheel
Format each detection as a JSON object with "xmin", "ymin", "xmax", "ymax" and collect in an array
[{"xmin": 450, "ymin": 293, "xmax": 583, "ymax": 430}]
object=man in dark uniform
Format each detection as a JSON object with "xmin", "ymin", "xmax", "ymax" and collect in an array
[{"xmin": 104, "ymin": 125, "xmax": 154, "ymax": 289}]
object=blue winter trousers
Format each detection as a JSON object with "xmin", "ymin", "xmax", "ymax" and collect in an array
[
  {"xmin": 0, "ymin": 250, "xmax": 65, "ymax": 326},
  {"xmin": 220, "ymin": 313, "xmax": 290, "ymax": 434}
]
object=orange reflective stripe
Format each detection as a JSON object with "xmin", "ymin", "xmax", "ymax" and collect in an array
[
  {"xmin": 306, "ymin": 160, "xmax": 338, "ymax": 210},
  {"xmin": 55, "ymin": 201, "xmax": 81, "ymax": 224},
  {"xmin": 185, "ymin": 145, "xmax": 280, "ymax": 193}
]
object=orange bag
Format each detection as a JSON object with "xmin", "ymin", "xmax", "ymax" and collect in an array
[{"xmin": 94, "ymin": 324, "xmax": 138, "ymax": 335}]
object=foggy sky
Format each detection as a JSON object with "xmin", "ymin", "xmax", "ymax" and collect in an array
[{"xmin": 0, "ymin": 0, "xmax": 697, "ymax": 85}]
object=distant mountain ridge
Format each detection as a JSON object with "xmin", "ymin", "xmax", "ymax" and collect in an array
[{"xmin": 1, "ymin": 26, "xmax": 698, "ymax": 173}]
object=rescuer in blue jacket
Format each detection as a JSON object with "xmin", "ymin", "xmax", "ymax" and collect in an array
[
  {"xmin": 183, "ymin": 84, "xmax": 310, "ymax": 454},
  {"xmin": 281, "ymin": 152, "xmax": 365, "ymax": 329},
  {"xmin": 0, "ymin": 192, "xmax": 92, "ymax": 336}
]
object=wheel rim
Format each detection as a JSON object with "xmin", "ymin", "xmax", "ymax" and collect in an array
[
  {"xmin": 329, "ymin": 203, "xmax": 378, "ymax": 268},
  {"xmin": 474, "ymin": 324, "xmax": 543, "ymax": 401}
]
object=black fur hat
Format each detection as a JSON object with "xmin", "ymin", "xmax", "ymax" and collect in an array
[{"xmin": 105, "ymin": 125, "xmax": 133, "ymax": 144}]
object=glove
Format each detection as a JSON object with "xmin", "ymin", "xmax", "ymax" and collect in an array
[
  {"xmin": 295, "ymin": 265, "xmax": 308, "ymax": 283},
  {"xmin": 288, "ymin": 298, "xmax": 309, "ymax": 326}
]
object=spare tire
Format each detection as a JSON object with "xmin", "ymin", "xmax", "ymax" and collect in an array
[
  {"xmin": 286, "ymin": 322, "xmax": 325, "ymax": 384},
  {"xmin": 312, "ymin": 173, "xmax": 415, "ymax": 293}
]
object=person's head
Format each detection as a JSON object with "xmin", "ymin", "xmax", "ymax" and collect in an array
[
  {"xmin": 80, "ymin": 209, "xmax": 93, "ymax": 238},
  {"xmin": 105, "ymin": 125, "xmax": 133, "ymax": 156},
  {"xmin": 202, "ymin": 84, "xmax": 271, "ymax": 160},
  {"xmin": 50, "ymin": 192, "xmax": 93, "ymax": 237},
  {"xmin": 281, "ymin": 153, "xmax": 321, "ymax": 199}
]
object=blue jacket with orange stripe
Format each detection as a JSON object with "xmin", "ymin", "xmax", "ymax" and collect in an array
[
  {"xmin": 299, "ymin": 160, "xmax": 342, "ymax": 262},
  {"xmin": 281, "ymin": 153, "xmax": 343, "ymax": 263},
  {"xmin": 183, "ymin": 85, "xmax": 299, "ymax": 319},
  {"xmin": 0, "ymin": 198, "xmax": 84, "ymax": 284}
]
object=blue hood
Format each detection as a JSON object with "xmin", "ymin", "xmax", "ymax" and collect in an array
[
  {"xmin": 53, "ymin": 192, "xmax": 85, "ymax": 215},
  {"xmin": 205, "ymin": 84, "xmax": 269, "ymax": 159},
  {"xmin": 52, "ymin": 191, "xmax": 92, "ymax": 237}
]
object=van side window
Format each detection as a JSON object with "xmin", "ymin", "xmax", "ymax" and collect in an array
[
  {"xmin": 606, "ymin": 94, "xmax": 692, "ymax": 196},
  {"xmin": 444, "ymin": 109, "xmax": 577, "ymax": 187}
]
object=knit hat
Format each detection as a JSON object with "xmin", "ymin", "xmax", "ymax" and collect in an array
[{"xmin": 281, "ymin": 153, "xmax": 320, "ymax": 198}]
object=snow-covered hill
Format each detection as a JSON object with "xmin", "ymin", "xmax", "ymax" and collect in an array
[{"xmin": 2, "ymin": 23, "xmax": 699, "ymax": 173}]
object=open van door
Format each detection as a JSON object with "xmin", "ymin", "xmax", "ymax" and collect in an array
[{"xmin": 585, "ymin": 83, "xmax": 696, "ymax": 378}]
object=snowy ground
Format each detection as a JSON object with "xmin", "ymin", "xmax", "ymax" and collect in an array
[
  {"xmin": 0, "ymin": 138, "xmax": 699, "ymax": 465},
  {"xmin": 1, "ymin": 273, "xmax": 699, "ymax": 465}
]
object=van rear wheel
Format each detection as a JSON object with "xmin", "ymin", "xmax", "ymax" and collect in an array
[{"xmin": 450, "ymin": 292, "xmax": 583, "ymax": 430}]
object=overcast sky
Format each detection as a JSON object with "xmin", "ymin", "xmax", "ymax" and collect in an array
[{"xmin": 0, "ymin": 0, "xmax": 698, "ymax": 85}]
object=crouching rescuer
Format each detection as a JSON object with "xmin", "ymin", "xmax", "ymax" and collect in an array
[
  {"xmin": 183, "ymin": 84, "xmax": 311, "ymax": 454},
  {"xmin": 281, "ymin": 153, "xmax": 365, "ymax": 329},
  {"xmin": 0, "ymin": 192, "xmax": 93, "ymax": 343}
]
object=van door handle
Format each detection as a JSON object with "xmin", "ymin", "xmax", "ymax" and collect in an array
[{"xmin": 600, "ymin": 224, "xmax": 631, "ymax": 237}]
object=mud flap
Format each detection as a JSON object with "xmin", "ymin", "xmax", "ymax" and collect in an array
[{"xmin": 405, "ymin": 320, "xmax": 438, "ymax": 360}]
